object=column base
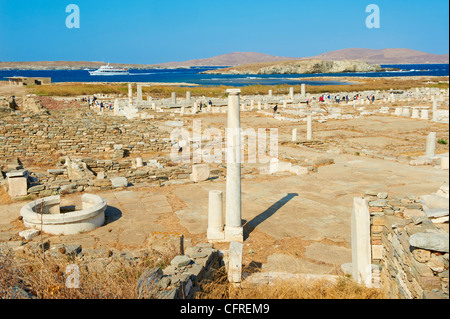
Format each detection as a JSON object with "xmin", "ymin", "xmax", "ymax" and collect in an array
[
  {"xmin": 225, "ymin": 226, "xmax": 243, "ymax": 242},
  {"xmin": 207, "ymin": 228, "xmax": 225, "ymax": 243}
]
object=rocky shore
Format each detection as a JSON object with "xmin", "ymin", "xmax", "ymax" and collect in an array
[{"xmin": 204, "ymin": 59, "xmax": 385, "ymax": 75}]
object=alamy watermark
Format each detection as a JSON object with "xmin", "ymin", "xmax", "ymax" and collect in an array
[
  {"xmin": 66, "ymin": 4, "xmax": 80, "ymax": 29},
  {"xmin": 366, "ymin": 4, "xmax": 380, "ymax": 29},
  {"xmin": 170, "ymin": 120, "xmax": 279, "ymax": 165}
]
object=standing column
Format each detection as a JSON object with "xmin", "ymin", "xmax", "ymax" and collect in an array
[
  {"xmin": 432, "ymin": 100, "xmax": 438, "ymax": 122},
  {"xmin": 186, "ymin": 91, "xmax": 191, "ymax": 102},
  {"xmin": 128, "ymin": 83, "xmax": 133, "ymax": 107},
  {"xmin": 207, "ymin": 190, "xmax": 225, "ymax": 242},
  {"xmin": 113, "ymin": 98, "xmax": 119, "ymax": 115},
  {"xmin": 301, "ymin": 84, "xmax": 306, "ymax": 99},
  {"xmin": 192, "ymin": 101, "xmax": 198, "ymax": 114},
  {"xmin": 306, "ymin": 114, "xmax": 312, "ymax": 141},
  {"xmin": 292, "ymin": 128, "xmax": 297, "ymax": 142},
  {"xmin": 268, "ymin": 90, "xmax": 273, "ymax": 98},
  {"xmin": 225, "ymin": 89, "xmax": 243, "ymax": 242},
  {"xmin": 426, "ymin": 132, "xmax": 437, "ymax": 158},
  {"xmin": 289, "ymin": 87, "xmax": 294, "ymax": 100},
  {"xmin": 171, "ymin": 92, "xmax": 177, "ymax": 104},
  {"xmin": 137, "ymin": 84, "xmax": 143, "ymax": 103},
  {"xmin": 351, "ymin": 197, "xmax": 372, "ymax": 287}
]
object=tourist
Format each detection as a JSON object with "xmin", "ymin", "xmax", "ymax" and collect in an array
[
  {"xmin": 199, "ymin": 102, "xmax": 203, "ymax": 111},
  {"xmin": 273, "ymin": 104, "xmax": 278, "ymax": 117}
]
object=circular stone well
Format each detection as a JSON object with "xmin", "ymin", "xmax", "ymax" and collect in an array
[{"xmin": 20, "ymin": 194, "xmax": 107, "ymax": 235}]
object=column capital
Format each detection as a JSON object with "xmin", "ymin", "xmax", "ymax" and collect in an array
[{"xmin": 226, "ymin": 89, "xmax": 241, "ymax": 95}]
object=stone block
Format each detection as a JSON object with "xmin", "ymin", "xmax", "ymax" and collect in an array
[
  {"xmin": 228, "ymin": 241, "xmax": 243, "ymax": 283},
  {"xmin": 110, "ymin": 177, "xmax": 128, "ymax": 188},
  {"xmin": 170, "ymin": 255, "xmax": 192, "ymax": 268},
  {"xmin": 190, "ymin": 164, "xmax": 210, "ymax": 183},
  {"xmin": 8, "ymin": 177, "xmax": 28, "ymax": 198},
  {"xmin": 372, "ymin": 245, "xmax": 383, "ymax": 260},
  {"xmin": 409, "ymin": 232, "xmax": 449, "ymax": 253},
  {"xmin": 290, "ymin": 166, "xmax": 308, "ymax": 176},
  {"xmin": 18, "ymin": 229, "xmax": 40, "ymax": 240}
]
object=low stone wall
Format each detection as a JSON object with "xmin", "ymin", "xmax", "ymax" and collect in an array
[
  {"xmin": 137, "ymin": 243, "xmax": 221, "ymax": 299},
  {"xmin": 367, "ymin": 189, "xmax": 449, "ymax": 299},
  {"xmin": 0, "ymin": 107, "xmax": 171, "ymax": 163}
]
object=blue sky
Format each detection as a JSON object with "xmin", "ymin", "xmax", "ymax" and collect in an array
[{"xmin": 0, "ymin": 0, "xmax": 448, "ymax": 63}]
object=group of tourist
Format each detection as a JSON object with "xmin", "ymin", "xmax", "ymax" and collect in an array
[{"xmin": 87, "ymin": 96, "xmax": 112, "ymax": 111}]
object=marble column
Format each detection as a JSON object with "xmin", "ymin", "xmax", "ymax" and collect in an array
[
  {"xmin": 193, "ymin": 101, "xmax": 198, "ymax": 114},
  {"xmin": 137, "ymin": 84, "xmax": 143, "ymax": 103},
  {"xmin": 432, "ymin": 100, "xmax": 438, "ymax": 122},
  {"xmin": 186, "ymin": 91, "xmax": 191, "ymax": 102},
  {"xmin": 426, "ymin": 132, "xmax": 436, "ymax": 158},
  {"xmin": 268, "ymin": 90, "xmax": 273, "ymax": 97},
  {"xmin": 171, "ymin": 92, "xmax": 177, "ymax": 104},
  {"xmin": 289, "ymin": 87, "xmax": 294, "ymax": 100},
  {"xmin": 128, "ymin": 83, "xmax": 133, "ymax": 107},
  {"xmin": 207, "ymin": 190, "xmax": 225, "ymax": 242},
  {"xmin": 306, "ymin": 115, "xmax": 312, "ymax": 141},
  {"xmin": 301, "ymin": 84, "xmax": 306, "ymax": 98},
  {"xmin": 292, "ymin": 128, "xmax": 297, "ymax": 142},
  {"xmin": 351, "ymin": 197, "xmax": 372, "ymax": 287},
  {"xmin": 225, "ymin": 89, "xmax": 243, "ymax": 242}
]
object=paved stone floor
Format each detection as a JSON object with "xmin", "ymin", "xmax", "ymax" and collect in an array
[{"xmin": 1, "ymin": 148, "xmax": 447, "ymax": 275}]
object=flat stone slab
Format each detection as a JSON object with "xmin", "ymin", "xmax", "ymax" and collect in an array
[
  {"xmin": 18, "ymin": 229, "xmax": 40, "ymax": 240},
  {"xmin": 409, "ymin": 232, "xmax": 449, "ymax": 253},
  {"xmin": 262, "ymin": 253, "xmax": 340, "ymax": 275},
  {"xmin": 170, "ymin": 255, "xmax": 192, "ymax": 267},
  {"xmin": 6, "ymin": 170, "xmax": 28, "ymax": 178},
  {"xmin": 304, "ymin": 242, "xmax": 351, "ymax": 266}
]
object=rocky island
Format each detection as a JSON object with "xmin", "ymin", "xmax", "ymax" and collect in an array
[{"xmin": 204, "ymin": 59, "xmax": 385, "ymax": 75}]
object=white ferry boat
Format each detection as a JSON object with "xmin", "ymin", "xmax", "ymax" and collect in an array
[{"xmin": 89, "ymin": 64, "xmax": 129, "ymax": 76}]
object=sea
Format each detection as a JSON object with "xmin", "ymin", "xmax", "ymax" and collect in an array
[{"xmin": 0, "ymin": 64, "xmax": 448, "ymax": 87}]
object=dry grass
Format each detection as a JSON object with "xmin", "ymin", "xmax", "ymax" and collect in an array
[
  {"xmin": 0, "ymin": 247, "xmax": 177, "ymax": 299},
  {"xmin": 28, "ymin": 76, "xmax": 449, "ymax": 98},
  {"xmin": 197, "ymin": 268, "xmax": 386, "ymax": 299}
]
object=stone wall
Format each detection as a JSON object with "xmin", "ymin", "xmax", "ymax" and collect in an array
[
  {"xmin": 367, "ymin": 188, "xmax": 449, "ymax": 299},
  {"xmin": 0, "ymin": 107, "xmax": 171, "ymax": 163}
]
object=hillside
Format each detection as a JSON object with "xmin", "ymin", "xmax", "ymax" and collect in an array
[
  {"xmin": 204, "ymin": 59, "xmax": 383, "ymax": 75},
  {"xmin": 309, "ymin": 48, "xmax": 449, "ymax": 64},
  {"xmin": 0, "ymin": 61, "xmax": 156, "ymax": 70},
  {"xmin": 151, "ymin": 52, "xmax": 299, "ymax": 68},
  {"xmin": 0, "ymin": 48, "xmax": 447, "ymax": 70}
]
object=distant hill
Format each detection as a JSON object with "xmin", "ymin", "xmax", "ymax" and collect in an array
[
  {"xmin": 0, "ymin": 61, "xmax": 155, "ymax": 70},
  {"xmin": 153, "ymin": 49, "xmax": 449, "ymax": 67},
  {"xmin": 0, "ymin": 49, "xmax": 448, "ymax": 70},
  {"xmin": 309, "ymin": 48, "xmax": 449, "ymax": 64},
  {"xmin": 151, "ymin": 52, "xmax": 299, "ymax": 68}
]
